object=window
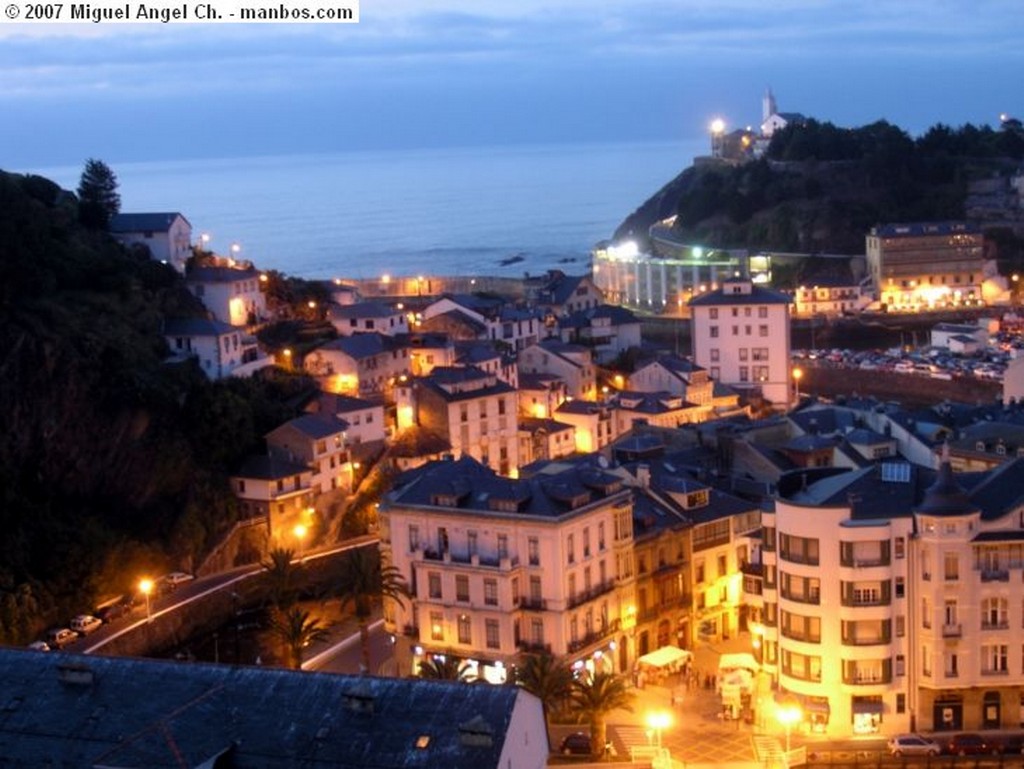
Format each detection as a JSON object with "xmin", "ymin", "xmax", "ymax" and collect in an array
[
  {"xmin": 709, "ymin": 308, "xmax": 718, "ymax": 319},
  {"xmin": 710, "ymin": 348, "xmax": 720, "ymax": 362},
  {"xmin": 894, "ymin": 537, "xmax": 905, "ymax": 559},
  {"xmin": 759, "ymin": 325, "xmax": 768, "ymax": 337},
  {"xmin": 484, "ymin": 578, "xmax": 498, "ymax": 606},
  {"xmin": 983, "ymin": 597, "xmax": 1008, "ymax": 629},
  {"xmin": 431, "ymin": 612, "xmax": 444, "ymax": 641},
  {"xmin": 598, "ymin": 523, "xmax": 605, "ymax": 550},
  {"xmin": 895, "ymin": 576, "xmax": 905, "ymax": 598},
  {"xmin": 739, "ymin": 366, "xmax": 749, "ymax": 382},
  {"xmin": 779, "ymin": 533, "xmax": 820, "ymax": 565},
  {"xmin": 983, "ymin": 644, "xmax": 1009, "ymax": 674},
  {"xmin": 455, "ymin": 575, "xmax": 470, "ymax": 602},
  {"xmin": 528, "ymin": 537, "xmax": 540, "ymax": 566},
  {"xmin": 710, "ymin": 325, "xmax": 719, "ymax": 338},
  {"xmin": 498, "ymin": 534, "xmax": 508, "ymax": 559},
  {"xmin": 739, "ymin": 348, "xmax": 748, "ymax": 362},
  {"xmin": 428, "ymin": 572, "xmax": 441, "ymax": 599},
  {"xmin": 468, "ymin": 531, "xmax": 478, "ymax": 557},
  {"xmin": 896, "ymin": 655, "xmax": 906, "ymax": 676},
  {"xmin": 531, "ymin": 619, "xmax": 544, "ymax": 644},
  {"xmin": 896, "ymin": 615, "xmax": 905, "ymax": 637},
  {"xmin": 731, "ymin": 308, "xmax": 739, "ymax": 317},
  {"xmin": 711, "ymin": 366, "xmax": 720, "ymax": 380},
  {"xmin": 753, "ymin": 365, "xmax": 769, "ymax": 382},
  {"xmin": 583, "ymin": 527, "xmax": 591, "ymax": 558},
  {"xmin": 409, "ymin": 525, "xmax": 420, "ymax": 552},
  {"xmin": 717, "ymin": 554, "xmax": 727, "ymax": 577},
  {"xmin": 781, "ymin": 650, "xmax": 822, "ymax": 682},
  {"xmin": 752, "ymin": 348, "xmax": 769, "ymax": 361},
  {"xmin": 695, "ymin": 561, "xmax": 705, "ymax": 583},
  {"xmin": 944, "ymin": 552, "xmax": 959, "ymax": 581},
  {"xmin": 758, "ymin": 307, "xmax": 768, "ymax": 318},
  {"xmin": 457, "ymin": 614, "xmax": 471, "ymax": 644},
  {"xmin": 486, "ymin": 619, "xmax": 500, "ymax": 649},
  {"xmin": 732, "ymin": 325, "xmax": 739, "ymax": 336},
  {"xmin": 944, "ymin": 651, "xmax": 958, "ymax": 677},
  {"xmin": 744, "ymin": 325, "xmax": 752, "ymax": 335}
]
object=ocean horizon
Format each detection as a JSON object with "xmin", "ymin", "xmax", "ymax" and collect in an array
[{"xmin": 29, "ymin": 138, "xmax": 705, "ymax": 281}]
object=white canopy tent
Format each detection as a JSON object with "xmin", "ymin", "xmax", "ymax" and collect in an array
[{"xmin": 637, "ymin": 646, "xmax": 692, "ymax": 669}]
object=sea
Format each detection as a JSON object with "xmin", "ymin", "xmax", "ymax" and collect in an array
[{"xmin": 32, "ymin": 139, "xmax": 705, "ymax": 281}]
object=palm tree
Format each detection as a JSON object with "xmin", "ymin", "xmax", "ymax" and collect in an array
[
  {"xmin": 335, "ymin": 546, "xmax": 410, "ymax": 673},
  {"xmin": 417, "ymin": 652, "xmax": 476, "ymax": 682},
  {"xmin": 268, "ymin": 607, "xmax": 328, "ymax": 669},
  {"xmin": 261, "ymin": 547, "xmax": 301, "ymax": 614},
  {"xmin": 515, "ymin": 652, "xmax": 573, "ymax": 721},
  {"xmin": 569, "ymin": 671, "xmax": 635, "ymax": 758}
]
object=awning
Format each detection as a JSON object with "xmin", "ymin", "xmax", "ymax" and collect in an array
[
  {"xmin": 718, "ymin": 653, "xmax": 759, "ymax": 674},
  {"xmin": 852, "ymin": 700, "xmax": 884, "ymax": 715},
  {"xmin": 804, "ymin": 698, "xmax": 831, "ymax": 715},
  {"xmin": 637, "ymin": 646, "xmax": 692, "ymax": 669}
]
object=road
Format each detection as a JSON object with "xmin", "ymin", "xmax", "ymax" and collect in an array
[
  {"xmin": 303, "ymin": 618, "xmax": 394, "ymax": 675},
  {"xmin": 59, "ymin": 536, "xmax": 380, "ymax": 656}
]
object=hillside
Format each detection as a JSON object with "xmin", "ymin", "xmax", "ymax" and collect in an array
[
  {"xmin": 615, "ymin": 119, "xmax": 1024, "ymax": 261},
  {"xmin": 0, "ymin": 170, "xmax": 308, "ymax": 642}
]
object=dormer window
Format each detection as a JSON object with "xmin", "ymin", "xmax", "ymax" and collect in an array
[
  {"xmin": 996, "ymin": 444, "xmax": 1007, "ymax": 456},
  {"xmin": 976, "ymin": 441, "xmax": 986, "ymax": 451}
]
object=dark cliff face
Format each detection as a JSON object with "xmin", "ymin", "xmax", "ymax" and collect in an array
[{"xmin": 614, "ymin": 119, "xmax": 1024, "ymax": 255}]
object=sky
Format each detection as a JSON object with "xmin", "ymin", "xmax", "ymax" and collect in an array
[{"xmin": 2, "ymin": 0, "xmax": 1023, "ymax": 169}]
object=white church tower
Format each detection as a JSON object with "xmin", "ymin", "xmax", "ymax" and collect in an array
[{"xmin": 762, "ymin": 87, "xmax": 777, "ymax": 125}]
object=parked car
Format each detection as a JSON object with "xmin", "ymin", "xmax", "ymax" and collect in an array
[
  {"xmin": 887, "ymin": 734, "xmax": 941, "ymax": 757},
  {"xmin": 995, "ymin": 734, "xmax": 1024, "ymax": 755},
  {"xmin": 942, "ymin": 733, "xmax": 993, "ymax": 755},
  {"xmin": 70, "ymin": 614, "xmax": 103, "ymax": 636},
  {"xmin": 26, "ymin": 641, "xmax": 50, "ymax": 652},
  {"xmin": 96, "ymin": 598, "xmax": 132, "ymax": 623},
  {"xmin": 159, "ymin": 572, "xmax": 195, "ymax": 592},
  {"xmin": 559, "ymin": 732, "xmax": 592, "ymax": 756},
  {"xmin": 45, "ymin": 628, "xmax": 77, "ymax": 649}
]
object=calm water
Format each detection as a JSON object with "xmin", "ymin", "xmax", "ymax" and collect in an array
[{"xmin": 34, "ymin": 140, "xmax": 703, "ymax": 280}]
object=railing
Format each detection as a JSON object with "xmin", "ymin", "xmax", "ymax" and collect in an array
[
  {"xmin": 781, "ymin": 589, "xmax": 821, "ymax": 605},
  {"xmin": 981, "ymin": 620, "xmax": 1009, "ymax": 630},
  {"xmin": 567, "ymin": 620, "xmax": 621, "ymax": 653},
  {"xmin": 841, "ymin": 596, "xmax": 890, "ymax": 607},
  {"xmin": 981, "ymin": 569, "xmax": 1010, "ymax": 582},
  {"xmin": 942, "ymin": 623, "xmax": 962, "ymax": 637},
  {"xmin": 843, "ymin": 672, "xmax": 892, "ymax": 685},
  {"xmin": 840, "ymin": 557, "xmax": 891, "ymax": 568},
  {"xmin": 842, "ymin": 634, "xmax": 892, "ymax": 646},
  {"xmin": 515, "ymin": 640, "xmax": 551, "ymax": 654},
  {"xmin": 515, "ymin": 596, "xmax": 548, "ymax": 611},
  {"xmin": 566, "ymin": 579, "xmax": 616, "ymax": 609}
]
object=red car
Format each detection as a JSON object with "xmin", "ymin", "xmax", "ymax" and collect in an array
[{"xmin": 942, "ymin": 733, "xmax": 993, "ymax": 756}]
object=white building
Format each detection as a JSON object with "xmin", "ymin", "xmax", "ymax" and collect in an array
[
  {"xmin": 185, "ymin": 265, "xmax": 267, "ymax": 327},
  {"xmin": 518, "ymin": 339, "xmax": 597, "ymax": 402},
  {"xmin": 163, "ymin": 317, "xmax": 271, "ymax": 379},
  {"xmin": 110, "ymin": 212, "xmax": 192, "ymax": 273},
  {"xmin": 379, "ymin": 455, "xmax": 636, "ymax": 683},
  {"xmin": 689, "ymin": 278, "xmax": 793, "ymax": 407},
  {"xmin": 327, "ymin": 301, "xmax": 410, "ymax": 337}
]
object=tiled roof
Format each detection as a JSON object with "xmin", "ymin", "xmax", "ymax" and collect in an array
[
  {"xmin": 235, "ymin": 454, "xmax": 310, "ymax": 479},
  {"xmin": 268, "ymin": 413, "xmax": 349, "ymax": 440},
  {"xmin": 329, "ymin": 301, "xmax": 402, "ymax": 319},
  {"xmin": 110, "ymin": 212, "xmax": 188, "ymax": 233},
  {"xmin": 689, "ymin": 284, "xmax": 792, "ymax": 307},
  {"xmin": 0, "ymin": 649, "xmax": 528, "ymax": 768},
  {"xmin": 164, "ymin": 317, "xmax": 237, "ymax": 337},
  {"xmin": 319, "ymin": 333, "xmax": 400, "ymax": 359},
  {"xmin": 187, "ymin": 265, "xmax": 261, "ymax": 283}
]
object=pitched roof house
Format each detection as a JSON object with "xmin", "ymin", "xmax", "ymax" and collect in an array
[{"xmin": 110, "ymin": 212, "xmax": 192, "ymax": 273}]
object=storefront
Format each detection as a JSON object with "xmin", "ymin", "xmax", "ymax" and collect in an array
[
  {"xmin": 851, "ymin": 696, "xmax": 884, "ymax": 735},
  {"xmin": 933, "ymin": 695, "xmax": 963, "ymax": 732}
]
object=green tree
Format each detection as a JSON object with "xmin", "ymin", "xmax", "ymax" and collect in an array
[
  {"xmin": 569, "ymin": 671, "xmax": 635, "ymax": 758},
  {"xmin": 417, "ymin": 652, "xmax": 475, "ymax": 682},
  {"xmin": 77, "ymin": 158, "xmax": 120, "ymax": 230},
  {"xmin": 515, "ymin": 652, "xmax": 573, "ymax": 721},
  {"xmin": 335, "ymin": 546, "xmax": 409, "ymax": 673},
  {"xmin": 261, "ymin": 547, "xmax": 301, "ymax": 613},
  {"xmin": 268, "ymin": 606, "xmax": 328, "ymax": 669}
]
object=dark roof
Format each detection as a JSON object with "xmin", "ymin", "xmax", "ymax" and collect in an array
[
  {"xmin": 384, "ymin": 455, "xmax": 627, "ymax": 519},
  {"xmin": 915, "ymin": 458, "xmax": 978, "ymax": 516},
  {"xmin": 421, "ymin": 309, "xmax": 488, "ymax": 335},
  {"xmin": 688, "ymin": 283, "xmax": 792, "ymax": 307},
  {"xmin": 558, "ymin": 304, "xmax": 639, "ymax": 330},
  {"xmin": 783, "ymin": 434, "xmax": 837, "ymax": 453},
  {"xmin": 307, "ymin": 391, "xmax": 382, "ymax": 416},
  {"xmin": 0, "ymin": 649, "xmax": 531, "ymax": 768},
  {"xmin": 268, "ymin": 413, "xmax": 349, "ymax": 440},
  {"xmin": 455, "ymin": 341, "xmax": 503, "ymax": 365},
  {"xmin": 164, "ymin": 317, "xmax": 237, "ymax": 337},
  {"xmin": 235, "ymin": 454, "xmax": 310, "ymax": 479},
  {"xmin": 537, "ymin": 273, "xmax": 590, "ymax": 307},
  {"xmin": 187, "ymin": 265, "xmax": 261, "ymax": 283},
  {"xmin": 966, "ymin": 457, "xmax": 1024, "ymax": 521},
  {"xmin": 871, "ymin": 221, "xmax": 981, "ymax": 238},
  {"xmin": 518, "ymin": 372, "xmax": 563, "ymax": 390},
  {"xmin": 330, "ymin": 301, "xmax": 403, "ymax": 319},
  {"xmin": 614, "ymin": 391, "xmax": 697, "ymax": 415},
  {"xmin": 519, "ymin": 417, "xmax": 574, "ymax": 435},
  {"xmin": 110, "ymin": 212, "xmax": 188, "ymax": 233},
  {"xmin": 319, "ymin": 333, "xmax": 400, "ymax": 360},
  {"xmin": 845, "ymin": 428, "xmax": 891, "ymax": 446},
  {"xmin": 420, "ymin": 367, "xmax": 517, "ymax": 402}
]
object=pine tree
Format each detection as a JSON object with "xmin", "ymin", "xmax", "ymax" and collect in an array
[{"xmin": 77, "ymin": 158, "xmax": 121, "ymax": 230}]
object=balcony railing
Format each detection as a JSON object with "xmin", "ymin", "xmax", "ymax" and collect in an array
[
  {"xmin": 981, "ymin": 569, "xmax": 1010, "ymax": 582},
  {"xmin": 516, "ymin": 640, "xmax": 551, "ymax": 655},
  {"xmin": 781, "ymin": 589, "xmax": 821, "ymax": 605},
  {"xmin": 841, "ymin": 596, "xmax": 890, "ymax": 607},
  {"xmin": 981, "ymin": 621, "xmax": 1009, "ymax": 631},
  {"xmin": 840, "ymin": 557, "xmax": 891, "ymax": 568},
  {"xmin": 566, "ymin": 579, "xmax": 617, "ymax": 609},
  {"xmin": 566, "ymin": 620, "xmax": 621, "ymax": 654},
  {"xmin": 942, "ymin": 624, "xmax": 962, "ymax": 637},
  {"xmin": 843, "ymin": 672, "xmax": 892, "ymax": 685},
  {"xmin": 842, "ymin": 634, "xmax": 892, "ymax": 646},
  {"xmin": 515, "ymin": 596, "xmax": 549, "ymax": 611}
]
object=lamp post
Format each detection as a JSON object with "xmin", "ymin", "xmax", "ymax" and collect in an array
[
  {"xmin": 293, "ymin": 523, "xmax": 308, "ymax": 562},
  {"xmin": 710, "ymin": 118, "xmax": 726, "ymax": 158},
  {"xmin": 646, "ymin": 710, "xmax": 672, "ymax": 750},
  {"xmin": 792, "ymin": 367, "xmax": 803, "ymax": 404},
  {"xmin": 139, "ymin": 578, "xmax": 154, "ymax": 623},
  {"xmin": 776, "ymin": 701, "xmax": 802, "ymax": 753}
]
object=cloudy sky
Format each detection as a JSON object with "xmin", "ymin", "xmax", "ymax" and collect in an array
[{"xmin": 2, "ymin": 0, "xmax": 1022, "ymax": 169}]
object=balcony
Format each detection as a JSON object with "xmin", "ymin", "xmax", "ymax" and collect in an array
[
  {"xmin": 941, "ymin": 624, "xmax": 962, "ymax": 638},
  {"xmin": 740, "ymin": 562, "xmax": 764, "ymax": 577},
  {"xmin": 981, "ymin": 621, "xmax": 1009, "ymax": 631},
  {"xmin": 842, "ymin": 634, "xmax": 892, "ymax": 646},
  {"xmin": 841, "ymin": 595, "xmax": 890, "ymax": 608},
  {"xmin": 840, "ymin": 557, "xmax": 891, "ymax": 569},
  {"xmin": 567, "ymin": 619, "xmax": 621, "ymax": 654},
  {"xmin": 516, "ymin": 640, "xmax": 551, "ymax": 655},
  {"xmin": 843, "ymin": 672, "xmax": 892, "ymax": 685},
  {"xmin": 515, "ymin": 596, "xmax": 549, "ymax": 612},
  {"xmin": 781, "ymin": 589, "xmax": 821, "ymax": 606},
  {"xmin": 566, "ymin": 579, "xmax": 617, "ymax": 609},
  {"xmin": 982, "ymin": 667, "xmax": 1010, "ymax": 676},
  {"xmin": 981, "ymin": 569, "xmax": 1010, "ymax": 582}
]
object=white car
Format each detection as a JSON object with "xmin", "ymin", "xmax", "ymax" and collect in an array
[
  {"xmin": 888, "ymin": 734, "xmax": 941, "ymax": 757},
  {"xmin": 160, "ymin": 572, "xmax": 195, "ymax": 591},
  {"xmin": 27, "ymin": 641, "xmax": 50, "ymax": 652},
  {"xmin": 70, "ymin": 614, "xmax": 103, "ymax": 636}
]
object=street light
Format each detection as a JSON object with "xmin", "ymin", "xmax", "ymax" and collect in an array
[
  {"xmin": 710, "ymin": 118, "xmax": 726, "ymax": 157},
  {"xmin": 776, "ymin": 701, "xmax": 802, "ymax": 753},
  {"xmin": 139, "ymin": 578, "xmax": 154, "ymax": 623},
  {"xmin": 645, "ymin": 710, "xmax": 672, "ymax": 749},
  {"xmin": 792, "ymin": 367, "xmax": 803, "ymax": 403},
  {"xmin": 293, "ymin": 523, "xmax": 308, "ymax": 562}
]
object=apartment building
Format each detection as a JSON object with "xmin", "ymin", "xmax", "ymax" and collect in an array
[
  {"xmin": 689, "ymin": 278, "xmax": 793, "ymax": 407},
  {"xmin": 379, "ymin": 455, "xmax": 637, "ymax": 682},
  {"xmin": 751, "ymin": 455, "xmax": 1024, "ymax": 738},
  {"xmin": 866, "ymin": 222, "xmax": 986, "ymax": 311}
]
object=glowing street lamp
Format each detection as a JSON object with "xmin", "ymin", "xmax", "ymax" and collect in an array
[
  {"xmin": 200, "ymin": 233, "xmax": 211, "ymax": 251},
  {"xmin": 645, "ymin": 710, "xmax": 672, "ymax": 749},
  {"xmin": 792, "ymin": 367, "xmax": 803, "ymax": 402},
  {"xmin": 139, "ymin": 578, "xmax": 154, "ymax": 623},
  {"xmin": 710, "ymin": 118, "xmax": 726, "ymax": 157},
  {"xmin": 293, "ymin": 523, "xmax": 308, "ymax": 562},
  {"xmin": 776, "ymin": 701, "xmax": 802, "ymax": 753}
]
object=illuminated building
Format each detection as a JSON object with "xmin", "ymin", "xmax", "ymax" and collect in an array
[{"xmin": 866, "ymin": 222, "xmax": 985, "ymax": 311}]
